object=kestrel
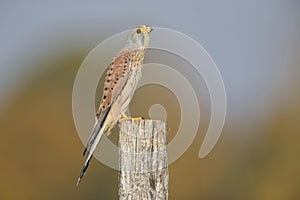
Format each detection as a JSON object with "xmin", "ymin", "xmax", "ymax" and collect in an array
[{"xmin": 77, "ymin": 25, "xmax": 153, "ymax": 185}]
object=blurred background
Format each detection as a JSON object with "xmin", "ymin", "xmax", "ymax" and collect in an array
[{"xmin": 0, "ymin": 1, "xmax": 299, "ymax": 199}]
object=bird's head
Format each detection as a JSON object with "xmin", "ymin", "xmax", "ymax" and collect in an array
[{"xmin": 125, "ymin": 25, "xmax": 153, "ymax": 50}]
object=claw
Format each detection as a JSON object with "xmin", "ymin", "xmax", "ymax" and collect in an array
[
  {"xmin": 119, "ymin": 116, "xmax": 131, "ymax": 122},
  {"xmin": 118, "ymin": 112, "xmax": 131, "ymax": 122},
  {"xmin": 118, "ymin": 115, "xmax": 144, "ymax": 123},
  {"xmin": 131, "ymin": 117, "xmax": 143, "ymax": 121}
]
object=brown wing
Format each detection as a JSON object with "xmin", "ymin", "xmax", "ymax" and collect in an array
[
  {"xmin": 82, "ymin": 50, "xmax": 132, "ymax": 157},
  {"xmin": 79, "ymin": 52, "xmax": 132, "ymax": 184},
  {"xmin": 96, "ymin": 50, "xmax": 132, "ymax": 121},
  {"xmin": 83, "ymin": 50, "xmax": 131, "ymax": 151}
]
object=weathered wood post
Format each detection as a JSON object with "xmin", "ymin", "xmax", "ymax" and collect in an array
[{"xmin": 118, "ymin": 120, "xmax": 168, "ymax": 200}]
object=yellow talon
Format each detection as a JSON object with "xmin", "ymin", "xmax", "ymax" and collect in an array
[
  {"xmin": 119, "ymin": 117, "xmax": 131, "ymax": 122},
  {"xmin": 121, "ymin": 112, "xmax": 128, "ymax": 118},
  {"xmin": 119, "ymin": 112, "xmax": 130, "ymax": 122},
  {"xmin": 118, "ymin": 115, "xmax": 144, "ymax": 123},
  {"xmin": 131, "ymin": 117, "xmax": 143, "ymax": 121}
]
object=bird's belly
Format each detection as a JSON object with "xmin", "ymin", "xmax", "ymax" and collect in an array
[{"xmin": 111, "ymin": 67, "xmax": 142, "ymax": 123}]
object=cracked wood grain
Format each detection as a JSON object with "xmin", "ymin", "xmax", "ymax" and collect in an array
[{"xmin": 119, "ymin": 120, "xmax": 168, "ymax": 200}]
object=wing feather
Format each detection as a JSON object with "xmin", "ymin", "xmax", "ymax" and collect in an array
[
  {"xmin": 82, "ymin": 50, "xmax": 132, "ymax": 157},
  {"xmin": 78, "ymin": 50, "xmax": 133, "ymax": 184},
  {"xmin": 96, "ymin": 50, "xmax": 132, "ymax": 119},
  {"xmin": 78, "ymin": 50, "xmax": 132, "ymax": 185}
]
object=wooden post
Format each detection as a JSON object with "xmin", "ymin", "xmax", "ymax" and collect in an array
[{"xmin": 118, "ymin": 120, "xmax": 168, "ymax": 200}]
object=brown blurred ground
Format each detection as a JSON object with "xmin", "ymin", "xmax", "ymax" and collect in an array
[{"xmin": 0, "ymin": 44, "xmax": 299, "ymax": 200}]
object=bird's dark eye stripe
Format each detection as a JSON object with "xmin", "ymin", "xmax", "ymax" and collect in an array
[{"xmin": 136, "ymin": 29, "xmax": 141, "ymax": 34}]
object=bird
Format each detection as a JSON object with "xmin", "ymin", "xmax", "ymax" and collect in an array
[{"xmin": 77, "ymin": 25, "xmax": 153, "ymax": 185}]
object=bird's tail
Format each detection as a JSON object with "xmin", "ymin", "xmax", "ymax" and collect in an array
[{"xmin": 77, "ymin": 120, "xmax": 105, "ymax": 186}]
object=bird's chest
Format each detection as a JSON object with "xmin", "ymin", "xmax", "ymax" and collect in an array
[{"xmin": 120, "ymin": 66, "xmax": 142, "ymax": 102}]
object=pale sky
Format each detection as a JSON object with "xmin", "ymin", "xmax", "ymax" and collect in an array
[{"xmin": 0, "ymin": 0, "xmax": 299, "ymax": 127}]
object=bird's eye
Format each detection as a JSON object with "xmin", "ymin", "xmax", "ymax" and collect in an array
[{"xmin": 136, "ymin": 29, "xmax": 141, "ymax": 34}]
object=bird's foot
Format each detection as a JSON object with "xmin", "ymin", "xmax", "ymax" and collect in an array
[
  {"xmin": 119, "ymin": 112, "xmax": 130, "ymax": 122},
  {"xmin": 131, "ymin": 116, "xmax": 144, "ymax": 121},
  {"xmin": 119, "ymin": 116, "xmax": 131, "ymax": 122},
  {"xmin": 118, "ymin": 116, "xmax": 144, "ymax": 123}
]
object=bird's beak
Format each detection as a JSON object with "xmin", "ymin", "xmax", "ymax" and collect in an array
[
  {"xmin": 149, "ymin": 26, "xmax": 153, "ymax": 33},
  {"xmin": 144, "ymin": 25, "xmax": 153, "ymax": 33}
]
